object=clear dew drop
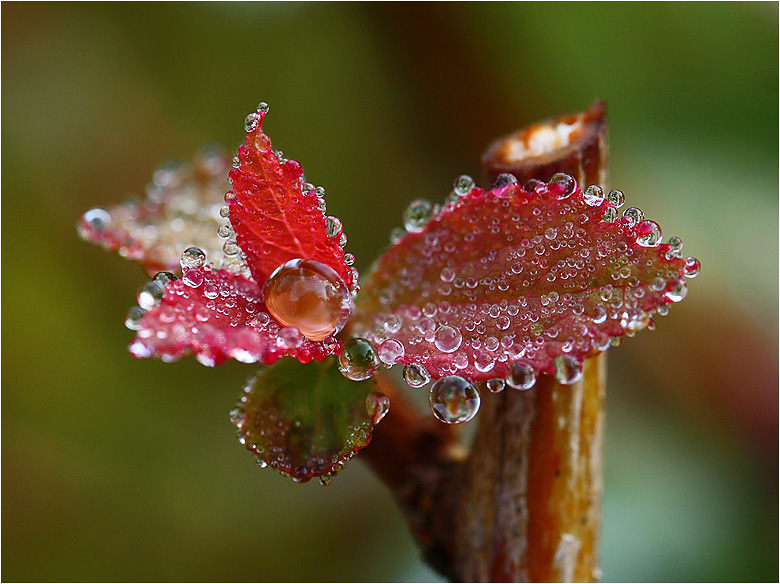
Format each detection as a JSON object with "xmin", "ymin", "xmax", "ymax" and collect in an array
[
  {"xmin": 583, "ymin": 185, "xmax": 605, "ymax": 206},
  {"xmin": 622, "ymin": 207, "xmax": 644, "ymax": 226},
  {"xmin": 554, "ymin": 354, "xmax": 583, "ymax": 385},
  {"xmin": 229, "ymin": 406, "xmax": 244, "ymax": 426},
  {"xmin": 602, "ymin": 207, "xmax": 618, "ymax": 223},
  {"xmin": 152, "ymin": 271, "xmax": 178, "ymax": 285},
  {"xmin": 366, "ymin": 391, "xmax": 390, "ymax": 424},
  {"xmin": 492, "ymin": 173, "xmax": 518, "ymax": 189},
  {"xmin": 429, "ymin": 375, "xmax": 480, "ymax": 424},
  {"xmin": 434, "ymin": 325, "xmax": 462, "ymax": 353},
  {"xmin": 403, "ymin": 199, "xmax": 434, "ymax": 232},
  {"xmin": 217, "ymin": 224, "xmax": 232, "ymax": 239},
  {"xmin": 319, "ymin": 475, "xmax": 332, "ymax": 487},
  {"xmin": 684, "ymin": 257, "xmax": 701, "ymax": 278},
  {"xmin": 636, "ymin": 220, "xmax": 662, "ymax": 247},
  {"xmin": 453, "ymin": 174, "xmax": 475, "ymax": 196},
  {"xmin": 219, "ymin": 205, "xmax": 231, "ymax": 218},
  {"xmin": 137, "ymin": 281, "xmax": 165, "ymax": 310},
  {"xmin": 124, "ymin": 306, "xmax": 146, "ymax": 330},
  {"xmin": 666, "ymin": 236, "xmax": 684, "ymax": 259},
  {"xmin": 378, "ymin": 338, "xmax": 405, "ymax": 366},
  {"xmin": 223, "ymin": 240, "xmax": 240, "ymax": 256},
  {"xmin": 607, "ymin": 189, "xmax": 625, "ymax": 208},
  {"xmin": 81, "ymin": 208, "xmax": 112, "ymax": 233},
  {"xmin": 549, "ymin": 172, "xmax": 577, "ymax": 198},
  {"xmin": 486, "ymin": 378, "xmax": 505, "ymax": 393},
  {"xmin": 665, "ymin": 281, "xmax": 688, "ymax": 303},
  {"xmin": 244, "ymin": 113, "xmax": 260, "ymax": 132},
  {"xmin": 326, "ymin": 216, "xmax": 342, "ymax": 238},
  {"xmin": 403, "ymin": 363, "xmax": 431, "ymax": 388},
  {"xmin": 338, "ymin": 338, "xmax": 379, "ymax": 381},
  {"xmin": 263, "ymin": 258, "xmax": 351, "ymax": 341},
  {"xmin": 180, "ymin": 247, "xmax": 206, "ymax": 269},
  {"xmin": 505, "ymin": 361, "xmax": 537, "ymax": 390}
]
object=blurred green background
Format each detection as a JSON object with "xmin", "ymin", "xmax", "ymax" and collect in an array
[{"xmin": 3, "ymin": 2, "xmax": 777, "ymax": 581}]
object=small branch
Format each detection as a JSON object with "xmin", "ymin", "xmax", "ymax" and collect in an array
[{"xmin": 363, "ymin": 102, "xmax": 609, "ymax": 582}]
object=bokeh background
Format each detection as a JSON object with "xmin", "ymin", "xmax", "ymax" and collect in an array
[{"xmin": 3, "ymin": 3, "xmax": 777, "ymax": 581}]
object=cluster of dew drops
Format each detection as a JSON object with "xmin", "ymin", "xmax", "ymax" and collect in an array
[{"xmin": 337, "ymin": 171, "xmax": 700, "ymax": 426}]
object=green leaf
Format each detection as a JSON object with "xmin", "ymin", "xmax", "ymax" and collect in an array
[{"xmin": 231, "ymin": 356, "xmax": 389, "ymax": 483}]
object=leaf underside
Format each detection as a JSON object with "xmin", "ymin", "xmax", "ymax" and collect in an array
[
  {"xmin": 352, "ymin": 180, "xmax": 692, "ymax": 381},
  {"xmin": 233, "ymin": 356, "xmax": 386, "ymax": 482}
]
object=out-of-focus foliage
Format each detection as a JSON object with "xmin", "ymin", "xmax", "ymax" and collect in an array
[{"xmin": 2, "ymin": 3, "xmax": 776, "ymax": 581}]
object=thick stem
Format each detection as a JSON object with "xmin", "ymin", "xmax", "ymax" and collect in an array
[{"xmin": 362, "ymin": 102, "xmax": 609, "ymax": 582}]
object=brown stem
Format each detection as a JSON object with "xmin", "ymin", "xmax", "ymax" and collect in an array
[{"xmin": 362, "ymin": 102, "xmax": 609, "ymax": 582}]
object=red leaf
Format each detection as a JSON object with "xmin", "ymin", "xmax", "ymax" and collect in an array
[
  {"xmin": 78, "ymin": 145, "xmax": 239, "ymax": 275},
  {"xmin": 351, "ymin": 177, "xmax": 699, "ymax": 384},
  {"xmin": 128, "ymin": 268, "xmax": 340, "ymax": 367},
  {"xmin": 228, "ymin": 105, "xmax": 355, "ymax": 291}
]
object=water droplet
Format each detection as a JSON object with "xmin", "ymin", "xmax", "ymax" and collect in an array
[
  {"xmin": 684, "ymin": 257, "xmax": 701, "ymax": 278},
  {"xmin": 222, "ymin": 240, "xmax": 240, "ymax": 256},
  {"xmin": 492, "ymin": 173, "xmax": 518, "ymax": 189},
  {"xmin": 665, "ymin": 281, "xmax": 688, "ymax": 303},
  {"xmin": 319, "ymin": 475, "xmax": 332, "ymax": 487},
  {"xmin": 152, "ymin": 271, "xmax": 178, "ymax": 285},
  {"xmin": 229, "ymin": 406, "xmax": 244, "ymax": 426},
  {"xmin": 338, "ymin": 338, "xmax": 379, "ymax": 381},
  {"xmin": 429, "ymin": 376, "xmax": 480, "ymax": 424},
  {"xmin": 137, "ymin": 281, "xmax": 165, "ymax": 310},
  {"xmin": 524, "ymin": 178, "xmax": 543, "ymax": 193},
  {"xmin": 263, "ymin": 258, "xmax": 351, "ymax": 341},
  {"xmin": 602, "ymin": 207, "xmax": 618, "ymax": 222},
  {"xmin": 666, "ymin": 236, "xmax": 684, "ymax": 259},
  {"xmin": 453, "ymin": 174, "xmax": 475, "ymax": 196},
  {"xmin": 622, "ymin": 207, "xmax": 644, "ymax": 226},
  {"xmin": 582, "ymin": 185, "xmax": 605, "ymax": 206},
  {"xmin": 549, "ymin": 173, "xmax": 577, "ymax": 198},
  {"xmin": 607, "ymin": 189, "xmax": 625, "ymax": 207},
  {"xmin": 217, "ymin": 224, "xmax": 232, "ymax": 239},
  {"xmin": 440, "ymin": 267, "xmax": 456, "ymax": 282},
  {"xmin": 124, "ymin": 306, "xmax": 146, "ymax": 330},
  {"xmin": 404, "ymin": 200, "xmax": 434, "ymax": 233},
  {"xmin": 277, "ymin": 326, "xmax": 303, "ymax": 349},
  {"xmin": 244, "ymin": 113, "xmax": 260, "ymax": 132},
  {"xmin": 231, "ymin": 156, "xmax": 240, "ymax": 169},
  {"xmin": 636, "ymin": 220, "xmax": 662, "ymax": 247},
  {"xmin": 554, "ymin": 355, "xmax": 583, "ymax": 385},
  {"xmin": 182, "ymin": 268, "xmax": 204, "ymax": 288},
  {"xmin": 486, "ymin": 378, "xmax": 505, "ymax": 393},
  {"xmin": 434, "ymin": 325, "xmax": 462, "ymax": 353},
  {"xmin": 80, "ymin": 208, "xmax": 112, "ymax": 234},
  {"xmin": 326, "ymin": 216, "xmax": 342, "ymax": 238},
  {"xmin": 506, "ymin": 362, "xmax": 537, "ymax": 390},
  {"xmin": 384, "ymin": 314, "xmax": 402, "ymax": 334},
  {"xmin": 257, "ymin": 102, "xmax": 269, "ymax": 114},
  {"xmin": 344, "ymin": 253, "xmax": 355, "ymax": 266},
  {"xmin": 181, "ymin": 247, "xmax": 206, "ymax": 269},
  {"xmin": 366, "ymin": 391, "xmax": 390, "ymax": 424},
  {"xmin": 219, "ymin": 205, "xmax": 231, "ymax": 219},
  {"xmin": 378, "ymin": 338, "xmax": 405, "ymax": 365},
  {"xmin": 403, "ymin": 363, "xmax": 431, "ymax": 388}
]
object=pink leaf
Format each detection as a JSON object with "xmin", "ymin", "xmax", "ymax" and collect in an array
[
  {"xmin": 128, "ymin": 268, "xmax": 340, "ymax": 367},
  {"xmin": 351, "ymin": 176, "xmax": 699, "ymax": 385}
]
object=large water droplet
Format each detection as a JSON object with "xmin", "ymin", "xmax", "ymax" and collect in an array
[
  {"xmin": 665, "ymin": 281, "xmax": 688, "ymax": 302},
  {"xmin": 137, "ymin": 281, "xmax": 165, "ymax": 310},
  {"xmin": 684, "ymin": 257, "xmax": 701, "ymax": 278},
  {"xmin": 453, "ymin": 174, "xmax": 475, "ymax": 197},
  {"xmin": 366, "ymin": 391, "xmax": 390, "ymax": 424},
  {"xmin": 506, "ymin": 361, "xmax": 537, "ymax": 390},
  {"xmin": 181, "ymin": 247, "xmax": 206, "ymax": 270},
  {"xmin": 338, "ymin": 338, "xmax": 379, "ymax": 381},
  {"xmin": 263, "ymin": 258, "xmax": 351, "ymax": 341},
  {"xmin": 607, "ymin": 189, "xmax": 625, "ymax": 207},
  {"xmin": 434, "ymin": 325, "xmax": 462, "ymax": 353},
  {"xmin": 486, "ymin": 378, "xmax": 505, "ymax": 393},
  {"xmin": 636, "ymin": 220, "xmax": 662, "ymax": 247},
  {"xmin": 80, "ymin": 208, "xmax": 112, "ymax": 234},
  {"xmin": 403, "ymin": 200, "xmax": 434, "ymax": 232},
  {"xmin": 326, "ymin": 216, "xmax": 342, "ymax": 238},
  {"xmin": 403, "ymin": 363, "xmax": 431, "ymax": 388},
  {"xmin": 622, "ymin": 207, "xmax": 644, "ymax": 226},
  {"xmin": 125, "ymin": 306, "xmax": 146, "ymax": 330},
  {"xmin": 492, "ymin": 173, "xmax": 518, "ymax": 189},
  {"xmin": 429, "ymin": 376, "xmax": 480, "ymax": 424},
  {"xmin": 554, "ymin": 355, "xmax": 583, "ymax": 385},
  {"xmin": 583, "ymin": 185, "xmax": 605, "ymax": 206}
]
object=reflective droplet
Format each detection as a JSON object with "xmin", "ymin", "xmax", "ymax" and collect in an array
[
  {"xmin": 666, "ymin": 236, "xmax": 684, "ymax": 259},
  {"xmin": 506, "ymin": 361, "xmax": 537, "ymax": 390},
  {"xmin": 434, "ymin": 325, "xmax": 462, "ymax": 353},
  {"xmin": 378, "ymin": 338, "xmax": 405, "ymax": 365},
  {"xmin": 403, "ymin": 200, "xmax": 434, "ymax": 232},
  {"xmin": 602, "ymin": 207, "xmax": 618, "ymax": 222},
  {"xmin": 180, "ymin": 247, "xmax": 206, "ymax": 269},
  {"xmin": 338, "ymin": 338, "xmax": 379, "ymax": 381},
  {"xmin": 636, "ymin": 220, "xmax": 662, "ymax": 247},
  {"xmin": 137, "ymin": 281, "xmax": 165, "ymax": 310},
  {"xmin": 429, "ymin": 375, "xmax": 480, "ymax": 424},
  {"xmin": 554, "ymin": 355, "xmax": 583, "ymax": 385},
  {"xmin": 326, "ymin": 216, "xmax": 342, "ymax": 238},
  {"xmin": 217, "ymin": 224, "xmax": 232, "ymax": 238},
  {"xmin": 453, "ymin": 174, "xmax": 475, "ymax": 197},
  {"xmin": 403, "ymin": 363, "xmax": 431, "ymax": 388},
  {"xmin": 492, "ymin": 173, "xmax": 518, "ymax": 189},
  {"xmin": 319, "ymin": 475, "xmax": 332, "ymax": 487},
  {"xmin": 125, "ymin": 306, "xmax": 146, "ymax": 330},
  {"xmin": 583, "ymin": 185, "xmax": 605, "ymax": 206},
  {"xmin": 549, "ymin": 172, "xmax": 577, "ymax": 198},
  {"xmin": 223, "ymin": 240, "xmax": 240, "ymax": 256},
  {"xmin": 486, "ymin": 378, "xmax": 505, "ymax": 393},
  {"xmin": 244, "ymin": 113, "xmax": 260, "ymax": 132},
  {"xmin": 277, "ymin": 326, "xmax": 303, "ymax": 349},
  {"xmin": 366, "ymin": 391, "xmax": 390, "ymax": 424},
  {"xmin": 607, "ymin": 189, "xmax": 625, "ymax": 208},
  {"xmin": 152, "ymin": 271, "xmax": 178, "ymax": 286},
  {"xmin": 684, "ymin": 257, "xmax": 701, "ymax": 278},
  {"xmin": 622, "ymin": 207, "xmax": 644, "ymax": 226},
  {"xmin": 80, "ymin": 208, "xmax": 112, "ymax": 234},
  {"xmin": 219, "ymin": 205, "xmax": 231, "ymax": 218},
  {"xmin": 229, "ymin": 406, "xmax": 244, "ymax": 426},
  {"xmin": 263, "ymin": 258, "xmax": 351, "ymax": 341},
  {"xmin": 665, "ymin": 281, "xmax": 688, "ymax": 303},
  {"xmin": 257, "ymin": 102, "xmax": 269, "ymax": 114},
  {"xmin": 440, "ymin": 267, "xmax": 456, "ymax": 283},
  {"xmin": 182, "ymin": 268, "xmax": 204, "ymax": 288}
]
